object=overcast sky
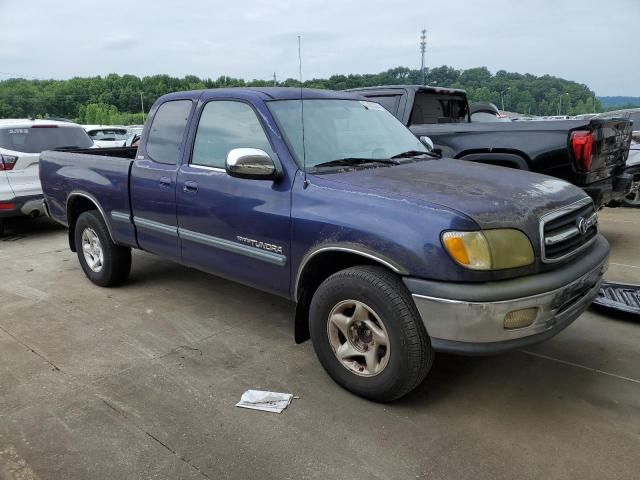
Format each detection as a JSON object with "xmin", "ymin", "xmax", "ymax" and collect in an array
[{"xmin": 0, "ymin": 0, "xmax": 637, "ymax": 96}]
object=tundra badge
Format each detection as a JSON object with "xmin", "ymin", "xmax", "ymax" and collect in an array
[{"xmin": 237, "ymin": 236, "xmax": 283, "ymax": 254}]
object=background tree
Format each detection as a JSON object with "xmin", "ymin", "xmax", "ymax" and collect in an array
[{"xmin": 0, "ymin": 66, "xmax": 628, "ymax": 123}]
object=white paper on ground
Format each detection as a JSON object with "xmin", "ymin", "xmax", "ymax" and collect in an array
[{"xmin": 236, "ymin": 389, "xmax": 294, "ymax": 413}]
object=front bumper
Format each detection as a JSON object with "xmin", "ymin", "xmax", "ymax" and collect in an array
[{"xmin": 406, "ymin": 235, "xmax": 609, "ymax": 355}]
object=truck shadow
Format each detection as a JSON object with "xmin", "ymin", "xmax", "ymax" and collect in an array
[{"xmin": 1, "ymin": 217, "xmax": 65, "ymax": 241}]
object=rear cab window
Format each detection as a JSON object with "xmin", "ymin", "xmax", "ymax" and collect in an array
[
  {"xmin": 146, "ymin": 100, "xmax": 193, "ymax": 164},
  {"xmin": 87, "ymin": 129, "xmax": 128, "ymax": 140},
  {"xmin": 409, "ymin": 92, "xmax": 468, "ymax": 125},
  {"xmin": 0, "ymin": 125, "xmax": 93, "ymax": 153}
]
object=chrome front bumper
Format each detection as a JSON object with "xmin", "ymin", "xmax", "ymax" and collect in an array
[{"xmin": 409, "ymin": 254, "xmax": 608, "ymax": 355}]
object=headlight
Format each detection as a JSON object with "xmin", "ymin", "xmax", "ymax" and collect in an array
[{"xmin": 441, "ymin": 229, "xmax": 534, "ymax": 270}]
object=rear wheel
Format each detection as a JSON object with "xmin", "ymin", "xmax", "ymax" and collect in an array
[
  {"xmin": 623, "ymin": 178, "xmax": 640, "ymax": 207},
  {"xmin": 74, "ymin": 211, "xmax": 131, "ymax": 287},
  {"xmin": 309, "ymin": 266, "xmax": 433, "ymax": 402}
]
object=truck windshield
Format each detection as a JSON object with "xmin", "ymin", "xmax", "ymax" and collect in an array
[
  {"xmin": 268, "ymin": 99, "xmax": 428, "ymax": 169},
  {"xmin": 0, "ymin": 126, "xmax": 94, "ymax": 153}
]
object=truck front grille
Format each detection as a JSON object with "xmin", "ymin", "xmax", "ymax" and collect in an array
[{"xmin": 540, "ymin": 198, "xmax": 598, "ymax": 263}]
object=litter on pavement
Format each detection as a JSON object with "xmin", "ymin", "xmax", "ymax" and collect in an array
[
  {"xmin": 236, "ymin": 389, "xmax": 296, "ymax": 413},
  {"xmin": 592, "ymin": 281, "xmax": 640, "ymax": 317}
]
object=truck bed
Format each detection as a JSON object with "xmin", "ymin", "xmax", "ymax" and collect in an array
[
  {"xmin": 40, "ymin": 147, "xmax": 137, "ymax": 247},
  {"xmin": 410, "ymin": 118, "xmax": 632, "ymax": 198}
]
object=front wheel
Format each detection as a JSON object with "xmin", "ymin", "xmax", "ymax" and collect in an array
[
  {"xmin": 309, "ymin": 266, "xmax": 433, "ymax": 402},
  {"xmin": 74, "ymin": 211, "xmax": 131, "ymax": 287}
]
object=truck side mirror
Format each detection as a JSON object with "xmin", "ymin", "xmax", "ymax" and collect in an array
[
  {"xmin": 419, "ymin": 136, "xmax": 434, "ymax": 151},
  {"xmin": 226, "ymin": 148, "xmax": 279, "ymax": 180}
]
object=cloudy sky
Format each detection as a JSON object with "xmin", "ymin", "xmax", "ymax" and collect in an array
[{"xmin": 0, "ymin": 0, "xmax": 637, "ymax": 95}]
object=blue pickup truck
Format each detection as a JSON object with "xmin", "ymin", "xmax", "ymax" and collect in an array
[{"xmin": 40, "ymin": 88, "xmax": 609, "ymax": 401}]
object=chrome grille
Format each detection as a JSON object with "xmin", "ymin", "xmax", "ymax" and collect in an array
[{"xmin": 540, "ymin": 198, "xmax": 598, "ymax": 263}]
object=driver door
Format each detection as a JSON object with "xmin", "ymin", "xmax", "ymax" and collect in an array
[{"xmin": 176, "ymin": 99, "xmax": 291, "ymax": 296}]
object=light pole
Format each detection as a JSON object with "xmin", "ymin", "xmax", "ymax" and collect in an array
[
  {"xmin": 500, "ymin": 88, "xmax": 510, "ymax": 112},
  {"xmin": 140, "ymin": 92, "xmax": 145, "ymax": 123},
  {"xmin": 558, "ymin": 93, "xmax": 569, "ymax": 116}
]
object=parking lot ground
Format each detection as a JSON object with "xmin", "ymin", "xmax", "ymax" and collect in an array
[{"xmin": 1, "ymin": 208, "xmax": 639, "ymax": 480}]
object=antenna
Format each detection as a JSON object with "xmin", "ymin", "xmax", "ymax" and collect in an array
[{"xmin": 298, "ymin": 36, "xmax": 309, "ymax": 188}]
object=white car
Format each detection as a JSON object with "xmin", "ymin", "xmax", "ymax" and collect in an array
[
  {"xmin": 83, "ymin": 125, "xmax": 129, "ymax": 148},
  {"xmin": 123, "ymin": 126, "xmax": 143, "ymax": 147},
  {"xmin": 0, "ymin": 119, "xmax": 94, "ymax": 235}
]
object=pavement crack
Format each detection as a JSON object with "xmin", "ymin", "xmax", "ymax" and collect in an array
[
  {"xmin": 0, "ymin": 324, "xmax": 63, "ymax": 373},
  {"xmin": 521, "ymin": 350, "xmax": 640, "ymax": 385},
  {"xmin": 176, "ymin": 345, "xmax": 203, "ymax": 355},
  {"xmin": 101, "ymin": 399, "xmax": 211, "ymax": 479}
]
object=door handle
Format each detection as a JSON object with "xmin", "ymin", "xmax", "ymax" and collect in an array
[
  {"xmin": 159, "ymin": 176, "xmax": 172, "ymax": 188},
  {"xmin": 183, "ymin": 181, "xmax": 198, "ymax": 193}
]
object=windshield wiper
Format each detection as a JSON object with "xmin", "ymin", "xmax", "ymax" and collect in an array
[
  {"xmin": 391, "ymin": 150, "xmax": 440, "ymax": 159},
  {"xmin": 313, "ymin": 157, "xmax": 401, "ymax": 168}
]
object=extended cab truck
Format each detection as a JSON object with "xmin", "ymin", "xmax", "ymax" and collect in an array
[
  {"xmin": 347, "ymin": 85, "xmax": 633, "ymax": 209},
  {"xmin": 40, "ymin": 88, "xmax": 609, "ymax": 401}
]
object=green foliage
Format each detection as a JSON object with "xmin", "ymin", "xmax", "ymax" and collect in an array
[
  {"xmin": 598, "ymin": 96, "xmax": 640, "ymax": 109},
  {"xmin": 0, "ymin": 67, "xmax": 603, "ymax": 120}
]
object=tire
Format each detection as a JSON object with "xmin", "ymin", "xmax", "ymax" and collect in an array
[
  {"xmin": 309, "ymin": 265, "xmax": 433, "ymax": 402},
  {"xmin": 0, "ymin": 219, "xmax": 4, "ymax": 237},
  {"xmin": 623, "ymin": 178, "xmax": 640, "ymax": 208},
  {"xmin": 74, "ymin": 210, "xmax": 131, "ymax": 287}
]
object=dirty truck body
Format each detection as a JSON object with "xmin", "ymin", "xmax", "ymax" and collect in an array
[{"xmin": 40, "ymin": 88, "xmax": 609, "ymax": 401}]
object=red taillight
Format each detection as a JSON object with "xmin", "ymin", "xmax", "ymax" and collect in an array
[
  {"xmin": 0, "ymin": 202, "xmax": 17, "ymax": 211},
  {"xmin": 0, "ymin": 154, "xmax": 18, "ymax": 171},
  {"xmin": 571, "ymin": 131, "xmax": 594, "ymax": 171}
]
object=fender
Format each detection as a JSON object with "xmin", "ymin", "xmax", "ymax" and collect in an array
[
  {"xmin": 66, "ymin": 191, "xmax": 117, "ymax": 244},
  {"xmin": 294, "ymin": 244, "xmax": 408, "ymax": 300}
]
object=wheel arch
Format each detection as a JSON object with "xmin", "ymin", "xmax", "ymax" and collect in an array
[
  {"xmin": 457, "ymin": 151, "xmax": 530, "ymax": 170},
  {"xmin": 66, "ymin": 192, "xmax": 115, "ymax": 251},
  {"xmin": 293, "ymin": 246, "xmax": 408, "ymax": 343}
]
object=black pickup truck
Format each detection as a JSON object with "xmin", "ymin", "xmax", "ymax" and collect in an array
[{"xmin": 347, "ymin": 85, "xmax": 633, "ymax": 209}]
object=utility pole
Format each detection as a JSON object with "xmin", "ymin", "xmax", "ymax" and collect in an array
[
  {"xmin": 420, "ymin": 29, "xmax": 427, "ymax": 86},
  {"xmin": 558, "ymin": 93, "xmax": 569, "ymax": 116},
  {"xmin": 500, "ymin": 88, "xmax": 510, "ymax": 112},
  {"xmin": 140, "ymin": 92, "xmax": 145, "ymax": 123},
  {"xmin": 273, "ymin": 72, "xmax": 277, "ymax": 87}
]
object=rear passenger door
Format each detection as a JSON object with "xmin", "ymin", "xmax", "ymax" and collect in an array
[
  {"xmin": 176, "ymin": 99, "xmax": 291, "ymax": 296},
  {"xmin": 131, "ymin": 99, "xmax": 194, "ymax": 260}
]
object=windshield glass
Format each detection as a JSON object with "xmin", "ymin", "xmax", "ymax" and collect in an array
[
  {"xmin": 0, "ymin": 126, "xmax": 94, "ymax": 153},
  {"xmin": 268, "ymin": 99, "xmax": 428, "ymax": 168}
]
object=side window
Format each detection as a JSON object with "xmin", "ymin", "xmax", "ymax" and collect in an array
[
  {"xmin": 367, "ymin": 95, "xmax": 400, "ymax": 115},
  {"xmin": 146, "ymin": 100, "xmax": 192, "ymax": 164},
  {"xmin": 192, "ymin": 101, "xmax": 275, "ymax": 168}
]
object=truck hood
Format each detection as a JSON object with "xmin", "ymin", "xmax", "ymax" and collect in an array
[{"xmin": 314, "ymin": 158, "xmax": 589, "ymax": 243}]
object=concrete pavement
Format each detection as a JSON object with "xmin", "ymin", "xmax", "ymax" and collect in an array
[{"xmin": 1, "ymin": 208, "xmax": 639, "ymax": 480}]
